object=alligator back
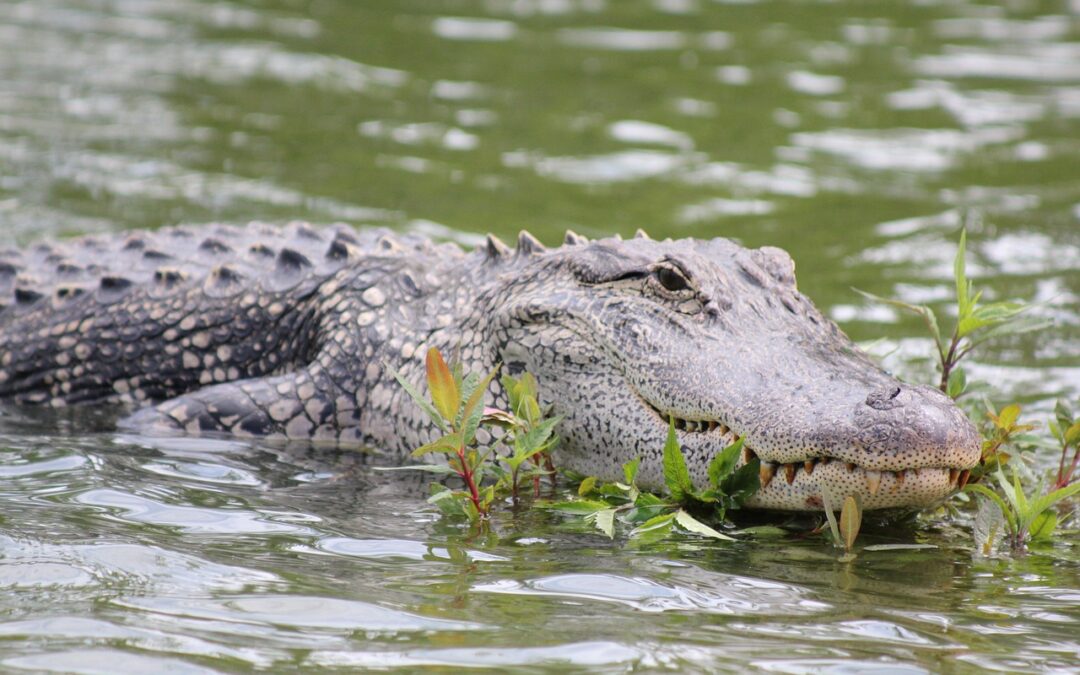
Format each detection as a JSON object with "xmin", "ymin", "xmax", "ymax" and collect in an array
[{"xmin": 0, "ymin": 222, "xmax": 439, "ymax": 407}]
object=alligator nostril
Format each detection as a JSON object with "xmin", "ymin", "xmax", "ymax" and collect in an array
[{"xmin": 865, "ymin": 386, "xmax": 902, "ymax": 410}]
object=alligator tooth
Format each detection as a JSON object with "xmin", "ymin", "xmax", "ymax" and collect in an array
[
  {"xmin": 803, "ymin": 460, "xmax": 815, "ymax": 475},
  {"xmin": 911, "ymin": 468, "xmax": 920, "ymax": 477},
  {"xmin": 741, "ymin": 445, "xmax": 756, "ymax": 464},
  {"xmin": 958, "ymin": 469, "xmax": 971, "ymax": 490},
  {"xmin": 866, "ymin": 470, "xmax": 882, "ymax": 496},
  {"xmin": 759, "ymin": 463, "xmax": 775, "ymax": 489},
  {"xmin": 784, "ymin": 463, "xmax": 796, "ymax": 485},
  {"xmin": 719, "ymin": 424, "xmax": 730, "ymax": 436},
  {"xmin": 674, "ymin": 418, "xmax": 686, "ymax": 430},
  {"xmin": 688, "ymin": 421, "xmax": 700, "ymax": 432},
  {"xmin": 949, "ymin": 468, "xmax": 959, "ymax": 485},
  {"xmin": 846, "ymin": 462, "xmax": 857, "ymax": 473},
  {"xmin": 895, "ymin": 470, "xmax": 905, "ymax": 486},
  {"xmin": 819, "ymin": 457, "xmax": 830, "ymax": 466},
  {"xmin": 707, "ymin": 421, "xmax": 718, "ymax": 432}
]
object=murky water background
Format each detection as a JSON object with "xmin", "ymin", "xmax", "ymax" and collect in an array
[{"xmin": 1, "ymin": 0, "xmax": 1078, "ymax": 672}]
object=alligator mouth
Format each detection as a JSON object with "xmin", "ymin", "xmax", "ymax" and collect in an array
[{"xmin": 641, "ymin": 400, "xmax": 973, "ymax": 501}]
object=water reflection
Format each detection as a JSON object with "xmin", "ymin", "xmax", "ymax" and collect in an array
[{"xmin": 1, "ymin": 0, "xmax": 1078, "ymax": 671}]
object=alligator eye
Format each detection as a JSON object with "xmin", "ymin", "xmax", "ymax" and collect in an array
[{"xmin": 656, "ymin": 266, "xmax": 690, "ymax": 292}]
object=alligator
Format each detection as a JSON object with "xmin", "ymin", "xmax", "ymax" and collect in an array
[{"xmin": 0, "ymin": 222, "xmax": 980, "ymax": 511}]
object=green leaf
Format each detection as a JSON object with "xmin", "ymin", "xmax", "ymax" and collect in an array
[
  {"xmin": 519, "ymin": 417, "xmax": 561, "ymax": 458},
  {"xmin": 376, "ymin": 463, "xmax": 458, "ymax": 475},
  {"xmin": 964, "ymin": 483, "xmax": 1016, "ymax": 534},
  {"xmin": 518, "ymin": 371, "xmax": 538, "ymax": 399},
  {"xmin": 540, "ymin": 499, "xmax": 612, "ymax": 515},
  {"xmin": 523, "ymin": 397, "xmax": 542, "ymax": 427},
  {"xmin": 862, "ymin": 544, "xmax": 938, "ymax": 552},
  {"xmin": 634, "ymin": 492, "xmax": 668, "ymax": 508},
  {"xmin": 997, "ymin": 404, "xmax": 1021, "ymax": 430},
  {"xmin": 1029, "ymin": 510, "xmax": 1057, "ymax": 541},
  {"xmin": 411, "ymin": 431, "xmax": 462, "ymax": 458},
  {"xmin": 947, "ymin": 367, "xmax": 967, "ymax": 400},
  {"xmin": 972, "ymin": 495, "xmax": 1005, "ymax": 557},
  {"xmin": 392, "ymin": 368, "xmax": 446, "ymax": 432},
  {"xmin": 1066, "ymin": 422, "xmax": 1080, "ymax": 447},
  {"xmin": 662, "ymin": 418, "xmax": 694, "ymax": 501},
  {"xmin": 1055, "ymin": 399, "xmax": 1075, "ymax": 435},
  {"xmin": 630, "ymin": 511, "xmax": 677, "ymax": 539},
  {"xmin": 460, "ymin": 365, "xmax": 500, "ymax": 444},
  {"xmin": 967, "ymin": 315, "xmax": 1052, "ymax": 349},
  {"xmin": 707, "ymin": 436, "xmax": 744, "ymax": 488},
  {"xmin": 622, "ymin": 457, "xmax": 641, "ymax": 486},
  {"xmin": 954, "ymin": 228, "xmax": 969, "ymax": 317},
  {"xmin": 924, "ymin": 306, "xmax": 942, "ymax": 349},
  {"xmin": 853, "ymin": 289, "xmax": 942, "ymax": 350},
  {"xmin": 821, "ymin": 491, "xmax": 842, "ymax": 548},
  {"xmin": 839, "ymin": 495, "xmax": 862, "ymax": 553},
  {"xmin": 578, "ymin": 476, "xmax": 598, "ymax": 496},
  {"xmin": 425, "ymin": 348, "xmax": 460, "ymax": 424},
  {"xmin": 674, "ymin": 509, "xmax": 734, "ymax": 540},
  {"xmin": 720, "ymin": 459, "xmax": 761, "ymax": 505},
  {"xmin": 1025, "ymin": 481, "xmax": 1080, "ymax": 527},
  {"xmin": 428, "ymin": 487, "xmax": 466, "ymax": 517},
  {"xmin": 735, "ymin": 525, "xmax": 788, "ymax": 537},
  {"xmin": 588, "ymin": 508, "xmax": 616, "ymax": 539}
]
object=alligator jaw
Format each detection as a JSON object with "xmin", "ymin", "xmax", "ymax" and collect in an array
[{"xmin": 654, "ymin": 407, "xmax": 977, "ymax": 511}]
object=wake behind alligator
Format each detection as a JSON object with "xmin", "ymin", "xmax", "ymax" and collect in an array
[{"xmin": 0, "ymin": 223, "xmax": 979, "ymax": 511}]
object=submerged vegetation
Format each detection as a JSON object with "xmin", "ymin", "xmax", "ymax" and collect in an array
[{"xmin": 395, "ymin": 230, "xmax": 1076, "ymax": 555}]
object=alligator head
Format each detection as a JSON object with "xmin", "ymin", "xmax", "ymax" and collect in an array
[{"xmin": 486, "ymin": 233, "xmax": 980, "ymax": 511}]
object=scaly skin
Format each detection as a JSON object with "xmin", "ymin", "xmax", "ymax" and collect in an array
[{"xmin": 0, "ymin": 222, "xmax": 980, "ymax": 511}]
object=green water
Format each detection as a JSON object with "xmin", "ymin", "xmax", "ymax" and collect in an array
[{"xmin": 1, "ymin": 0, "xmax": 1079, "ymax": 672}]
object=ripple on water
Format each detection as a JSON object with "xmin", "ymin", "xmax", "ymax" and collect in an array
[
  {"xmin": 0, "ymin": 454, "xmax": 88, "ymax": 479},
  {"xmin": 140, "ymin": 460, "xmax": 264, "ymax": 487},
  {"xmin": 790, "ymin": 126, "xmax": 1025, "ymax": 173},
  {"xmin": 473, "ymin": 571, "xmax": 827, "ymax": 615},
  {"xmin": 0, "ymin": 617, "xmax": 279, "ymax": 668},
  {"xmin": 0, "ymin": 536, "xmax": 279, "ymax": 593},
  {"xmin": 315, "ymin": 536, "xmax": 508, "ymax": 563},
  {"xmin": 3, "ymin": 649, "xmax": 219, "ymax": 675},
  {"xmin": 432, "ymin": 16, "xmax": 518, "ymax": 42},
  {"xmin": 505, "ymin": 149, "xmax": 690, "ymax": 184},
  {"xmin": 115, "ymin": 595, "xmax": 484, "ymax": 634},
  {"xmin": 307, "ymin": 641, "xmax": 647, "ymax": 670},
  {"xmin": 74, "ymin": 488, "xmax": 313, "ymax": 535}
]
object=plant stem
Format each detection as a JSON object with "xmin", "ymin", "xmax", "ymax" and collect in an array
[
  {"xmin": 938, "ymin": 332, "xmax": 961, "ymax": 393},
  {"xmin": 456, "ymin": 445, "xmax": 485, "ymax": 517},
  {"xmin": 1054, "ymin": 443, "xmax": 1080, "ymax": 490}
]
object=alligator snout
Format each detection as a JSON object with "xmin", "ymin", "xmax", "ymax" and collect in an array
[{"xmin": 853, "ymin": 384, "xmax": 979, "ymax": 468}]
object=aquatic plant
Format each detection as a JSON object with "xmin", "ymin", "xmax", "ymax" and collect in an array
[
  {"xmin": 546, "ymin": 419, "xmax": 758, "ymax": 541},
  {"xmin": 861, "ymin": 228, "xmax": 1077, "ymax": 553},
  {"xmin": 392, "ymin": 347, "xmax": 557, "ymax": 523}
]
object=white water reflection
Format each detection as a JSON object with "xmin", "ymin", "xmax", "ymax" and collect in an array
[
  {"xmin": 791, "ymin": 126, "xmax": 1024, "ymax": 172},
  {"xmin": 474, "ymin": 571, "xmax": 826, "ymax": 615},
  {"xmin": 915, "ymin": 44, "xmax": 1080, "ymax": 82}
]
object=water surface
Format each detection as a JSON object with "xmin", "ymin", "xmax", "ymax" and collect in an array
[{"xmin": 1, "ymin": 0, "xmax": 1078, "ymax": 671}]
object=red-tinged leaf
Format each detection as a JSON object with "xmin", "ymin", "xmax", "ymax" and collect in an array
[{"xmin": 426, "ymin": 347, "xmax": 459, "ymax": 424}]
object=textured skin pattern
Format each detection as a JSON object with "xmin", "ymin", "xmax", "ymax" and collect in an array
[{"xmin": 0, "ymin": 223, "xmax": 981, "ymax": 511}]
